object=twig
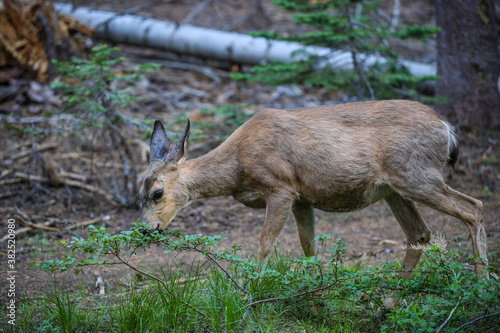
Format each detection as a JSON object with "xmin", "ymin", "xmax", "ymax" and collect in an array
[
  {"xmin": 0, "ymin": 169, "xmax": 12, "ymax": 179},
  {"xmin": 125, "ymin": 55, "xmax": 226, "ymax": 83},
  {"xmin": 376, "ymin": 9, "xmax": 391, "ymax": 23},
  {"xmin": 453, "ymin": 309, "xmax": 500, "ymax": 332},
  {"xmin": 9, "ymin": 172, "xmax": 45, "ymax": 182},
  {"xmin": 241, "ymin": 293, "xmax": 252, "ymax": 320},
  {"xmin": 57, "ymin": 179, "xmax": 118, "ymax": 206},
  {"xmin": 0, "ymin": 178, "xmax": 20, "ymax": 186},
  {"xmin": 437, "ymin": 297, "xmax": 461, "ymax": 332},
  {"xmin": 6, "ymin": 214, "xmax": 106, "ymax": 239},
  {"xmin": 246, "ymin": 276, "xmax": 339, "ymax": 308},
  {"xmin": 0, "ymin": 191, "xmax": 19, "ymax": 199},
  {"xmin": 0, "ymin": 114, "xmax": 78, "ymax": 124},
  {"xmin": 111, "ymin": 112, "xmax": 150, "ymax": 131},
  {"xmin": 108, "ymin": 125, "xmax": 132, "ymax": 203},
  {"xmin": 204, "ymin": 253, "xmax": 248, "ymax": 293},
  {"xmin": 0, "ymin": 227, "xmax": 32, "ymax": 242},
  {"xmin": 7, "ymin": 142, "xmax": 58, "ymax": 161},
  {"xmin": 59, "ymin": 171, "xmax": 87, "ymax": 182},
  {"xmin": 391, "ymin": 0, "xmax": 400, "ymax": 31},
  {"xmin": 181, "ymin": 0, "xmax": 215, "ymax": 24},
  {"xmin": 70, "ymin": 215, "xmax": 108, "ymax": 229},
  {"xmin": 245, "ymin": 269, "xmax": 403, "ymax": 308},
  {"xmin": 15, "ymin": 213, "xmax": 60, "ymax": 233},
  {"xmin": 246, "ymin": 283, "xmax": 335, "ymax": 308},
  {"xmin": 223, "ymin": 0, "xmax": 271, "ymax": 31},
  {"xmin": 4, "ymin": 172, "xmax": 118, "ymax": 205},
  {"xmin": 345, "ymin": 5, "xmax": 375, "ymax": 100}
]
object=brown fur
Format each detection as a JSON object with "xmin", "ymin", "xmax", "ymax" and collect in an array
[{"xmin": 140, "ymin": 100, "xmax": 488, "ymax": 278}]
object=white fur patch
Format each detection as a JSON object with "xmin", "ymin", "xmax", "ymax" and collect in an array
[{"xmin": 441, "ymin": 121, "xmax": 458, "ymax": 160}]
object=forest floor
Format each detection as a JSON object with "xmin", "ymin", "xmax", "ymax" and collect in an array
[{"xmin": 0, "ymin": 0, "xmax": 499, "ymax": 307}]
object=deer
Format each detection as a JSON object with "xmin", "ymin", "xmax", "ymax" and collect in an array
[{"xmin": 139, "ymin": 100, "xmax": 488, "ymax": 299}]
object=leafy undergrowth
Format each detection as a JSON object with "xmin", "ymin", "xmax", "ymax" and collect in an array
[{"xmin": 4, "ymin": 224, "xmax": 500, "ymax": 332}]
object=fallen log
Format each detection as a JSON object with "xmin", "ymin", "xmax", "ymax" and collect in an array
[{"xmin": 54, "ymin": 3, "xmax": 436, "ymax": 78}]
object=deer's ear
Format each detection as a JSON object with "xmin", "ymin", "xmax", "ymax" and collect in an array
[
  {"xmin": 150, "ymin": 120, "xmax": 170, "ymax": 163},
  {"xmin": 167, "ymin": 120, "xmax": 190, "ymax": 164}
]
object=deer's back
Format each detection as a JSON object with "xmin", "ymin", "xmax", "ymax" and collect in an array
[{"xmin": 227, "ymin": 100, "xmax": 449, "ymax": 210}]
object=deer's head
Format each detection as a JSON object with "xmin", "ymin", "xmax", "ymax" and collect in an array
[{"xmin": 139, "ymin": 120, "xmax": 190, "ymax": 232}]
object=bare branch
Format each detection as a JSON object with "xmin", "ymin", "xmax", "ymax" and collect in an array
[
  {"xmin": 437, "ymin": 297, "xmax": 461, "ymax": 332},
  {"xmin": 181, "ymin": 0, "xmax": 215, "ymax": 25},
  {"xmin": 1, "ymin": 172, "xmax": 118, "ymax": 206},
  {"xmin": 108, "ymin": 125, "xmax": 132, "ymax": 202},
  {"xmin": 391, "ymin": 0, "xmax": 400, "ymax": 31},
  {"xmin": 70, "ymin": 215, "xmax": 108, "ymax": 229},
  {"xmin": 245, "ymin": 269, "xmax": 402, "ymax": 308},
  {"xmin": 55, "ymin": 178, "xmax": 118, "ymax": 206},
  {"xmin": 15, "ymin": 212, "xmax": 60, "ymax": 233},
  {"xmin": 345, "ymin": 5, "xmax": 374, "ymax": 100},
  {"xmin": 0, "ymin": 227, "xmax": 32, "ymax": 242},
  {"xmin": 452, "ymin": 309, "xmax": 500, "ymax": 332},
  {"xmin": 7, "ymin": 142, "xmax": 58, "ymax": 161},
  {"xmin": 204, "ymin": 253, "xmax": 248, "ymax": 293},
  {"xmin": 223, "ymin": 0, "xmax": 271, "ymax": 31},
  {"xmin": 125, "ymin": 54, "xmax": 227, "ymax": 83}
]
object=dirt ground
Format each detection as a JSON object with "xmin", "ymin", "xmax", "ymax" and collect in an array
[{"xmin": 1, "ymin": 0, "xmax": 499, "ymax": 305}]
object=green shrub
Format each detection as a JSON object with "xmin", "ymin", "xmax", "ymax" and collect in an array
[{"xmin": 32, "ymin": 224, "xmax": 500, "ymax": 332}]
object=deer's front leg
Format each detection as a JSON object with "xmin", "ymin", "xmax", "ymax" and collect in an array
[{"xmin": 257, "ymin": 193, "xmax": 296, "ymax": 263}]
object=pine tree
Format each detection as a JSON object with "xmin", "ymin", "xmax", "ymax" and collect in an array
[{"xmin": 233, "ymin": 0, "xmax": 440, "ymax": 101}]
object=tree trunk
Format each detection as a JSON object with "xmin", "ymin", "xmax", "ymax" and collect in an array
[{"xmin": 435, "ymin": 0, "xmax": 500, "ymax": 130}]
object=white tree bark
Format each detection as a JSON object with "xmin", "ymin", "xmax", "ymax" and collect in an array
[{"xmin": 55, "ymin": 3, "xmax": 434, "ymax": 76}]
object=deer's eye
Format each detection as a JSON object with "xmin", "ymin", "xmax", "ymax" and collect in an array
[{"xmin": 152, "ymin": 189, "xmax": 164, "ymax": 201}]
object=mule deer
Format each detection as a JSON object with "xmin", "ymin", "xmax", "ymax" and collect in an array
[{"xmin": 139, "ymin": 100, "xmax": 488, "ymax": 278}]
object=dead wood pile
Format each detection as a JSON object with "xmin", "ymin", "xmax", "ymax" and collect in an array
[{"xmin": 0, "ymin": 0, "xmax": 93, "ymax": 81}]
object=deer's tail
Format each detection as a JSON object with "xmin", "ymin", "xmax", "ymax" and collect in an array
[{"xmin": 441, "ymin": 121, "xmax": 459, "ymax": 167}]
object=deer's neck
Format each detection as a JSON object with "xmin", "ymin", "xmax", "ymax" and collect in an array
[{"xmin": 180, "ymin": 145, "xmax": 238, "ymax": 200}]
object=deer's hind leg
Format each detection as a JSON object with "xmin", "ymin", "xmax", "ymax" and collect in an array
[
  {"xmin": 401, "ymin": 183, "xmax": 487, "ymax": 274},
  {"xmin": 378, "ymin": 191, "xmax": 431, "ymax": 314},
  {"xmin": 385, "ymin": 191, "xmax": 432, "ymax": 278}
]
